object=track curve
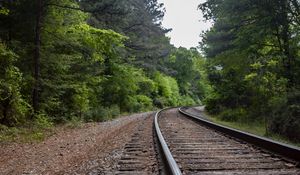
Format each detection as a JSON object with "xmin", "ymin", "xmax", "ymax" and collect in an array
[
  {"xmin": 155, "ymin": 108, "xmax": 182, "ymax": 175},
  {"xmin": 156, "ymin": 107, "xmax": 300, "ymax": 175}
]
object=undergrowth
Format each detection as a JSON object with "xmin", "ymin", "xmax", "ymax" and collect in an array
[
  {"xmin": 204, "ymin": 112, "xmax": 300, "ymax": 148},
  {"xmin": 0, "ymin": 114, "xmax": 54, "ymax": 143},
  {"xmin": 0, "ymin": 109, "xmax": 150, "ymax": 143}
]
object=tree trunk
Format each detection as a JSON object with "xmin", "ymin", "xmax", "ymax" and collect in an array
[
  {"xmin": 32, "ymin": 0, "xmax": 43, "ymax": 113},
  {"xmin": 8, "ymin": 0, "xmax": 13, "ymax": 42},
  {"xmin": 281, "ymin": 0, "xmax": 293, "ymax": 86}
]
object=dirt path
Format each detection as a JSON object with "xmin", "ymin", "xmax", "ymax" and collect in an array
[{"xmin": 0, "ymin": 112, "xmax": 153, "ymax": 175}]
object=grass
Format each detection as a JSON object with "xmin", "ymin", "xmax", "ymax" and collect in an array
[
  {"xmin": 65, "ymin": 117, "xmax": 84, "ymax": 129},
  {"xmin": 0, "ymin": 109, "xmax": 144, "ymax": 143},
  {"xmin": 0, "ymin": 110, "xmax": 144, "ymax": 143},
  {"xmin": 0, "ymin": 125, "xmax": 53, "ymax": 143},
  {"xmin": 0, "ymin": 114, "xmax": 55, "ymax": 143},
  {"xmin": 204, "ymin": 112, "xmax": 300, "ymax": 148},
  {"xmin": 209, "ymin": 116, "xmax": 266, "ymax": 136}
]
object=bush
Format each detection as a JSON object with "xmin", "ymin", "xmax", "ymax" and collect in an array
[
  {"xmin": 219, "ymin": 108, "xmax": 247, "ymax": 122},
  {"xmin": 71, "ymin": 84, "xmax": 90, "ymax": 118},
  {"xmin": 153, "ymin": 97, "xmax": 168, "ymax": 108},
  {"xmin": 66, "ymin": 116, "xmax": 83, "ymax": 128},
  {"xmin": 34, "ymin": 113, "xmax": 53, "ymax": 129},
  {"xmin": 179, "ymin": 95, "xmax": 196, "ymax": 106},
  {"xmin": 0, "ymin": 114, "xmax": 53, "ymax": 142},
  {"xmin": 122, "ymin": 96, "xmax": 139, "ymax": 113},
  {"xmin": 135, "ymin": 95, "xmax": 153, "ymax": 111},
  {"xmin": 109, "ymin": 105, "xmax": 121, "ymax": 118},
  {"xmin": 85, "ymin": 105, "xmax": 120, "ymax": 122},
  {"xmin": 269, "ymin": 89, "xmax": 300, "ymax": 142},
  {"xmin": 269, "ymin": 108, "xmax": 300, "ymax": 142},
  {"xmin": 153, "ymin": 72, "xmax": 181, "ymax": 107},
  {"xmin": 85, "ymin": 107, "xmax": 109, "ymax": 122},
  {"xmin": 204, "ymin": 95, "xmax": 222, "ymax": 114}
]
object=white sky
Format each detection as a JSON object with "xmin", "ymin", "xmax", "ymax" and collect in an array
[{"xmin": 158, "ymin": 0, "xmax": 212, "ymax": 48}]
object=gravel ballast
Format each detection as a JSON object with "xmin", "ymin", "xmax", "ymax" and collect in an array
[{"xmin": 0, "ymin": 112, "xmax": 153, "ymax": 174}]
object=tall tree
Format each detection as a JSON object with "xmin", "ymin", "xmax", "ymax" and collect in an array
[
  {"xmin": 200, "ymin": 0, "xmax": 300, "ymax": 141},
  {"xmin": 32, "ymin": 0, "xmax": 43, "ymax": 113},
  {"xmin": 80, "ymin": 0, "xmax": 172, "ymax": 72}
]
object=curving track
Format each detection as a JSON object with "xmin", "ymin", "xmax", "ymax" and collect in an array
[{"xmin": 156, "ymin": 107, "xmax": 300, "ymax": 175}]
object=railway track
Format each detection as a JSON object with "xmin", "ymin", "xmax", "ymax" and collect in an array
[
  {"xmin": 114, "ymin": 114, "xmax": 159, "ymax": 174},
  {"xmin": 113, "ymin": 107, "xmax": 300, "ymax": 174},
  {"xmin": 156, "ymin": 107, "xmax": 300, "ymax": 175}
]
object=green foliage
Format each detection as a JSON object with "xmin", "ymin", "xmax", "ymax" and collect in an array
[
  {"xmin": 38, "ymin": 1, "xmax": 127, "ymax": 122},
  {"xmin": 101, "ymin": 64, "xmax": 154, "ymax": 112},
  {"xmin": 85, "ymin": 105, "xmax": 120, "ymax": 122},
  {"xmin": 68, "ymin": 23, "xmax": 127, "ymax": 62},
  {"xmin": 0, "ymin": 0, "xmax": 208, "ymax": 137},
  {"xmin": 71, "ymin": 84, "xmax": 90, "ymax": 118},
  {"xmin": 33, "ymin": 113, "xmax": 53, "ymax": 129},
  {"xmin": 244, "ymin": 58, "xmax": 288, "ymax": 122},
  {"xmin": 179, "ymin": 95, "xmax": 196, "ymax": 106},
  {"xmin": 166, "ymin": 47, "xmax": 210, "ymax": 104},
  {"xmin": 200, "ymin": 0, "xmax": 300, "ymax": 141},
  {"xmin": 0, "ymin": 125, "xmax": 50, "ymax": 143},
  {"xmin": 205, "ymin": 113, "xmax": 300, "ymax": 147},
  {"xmin": 219, "ymin": 108, "xmax": 247, "ymax": 122},
  {"xmin": 65, "ymin": 116, "xmax": 83, "ymax": 128},
  {"xmin": 0, "ymin": 7, "xmax": 9, "ymax": 15},
  {"xmin": 204, "ymin": 92, "xmax": 222, "ymax": 114},
  {"xmin": 81, "ymin": 0, "xmax": 172, "ymax": 72},
  {"xmin": 268, "ymin": 88, "xmax": 300, "ymax": 141},
  {"xmin": 153, "ymin": 72, "xmax": 181, "ymax": 106},
  {"xmin": 0, "ymin": 113, "xmax": 53, "ymax": 143},
  {"xmin": 133, "ymin": 95, "xmax": 153, "ymax": 112},
  {"xmin": 0, "ymin": 42, "xmax": 30, "ymax": 126}
]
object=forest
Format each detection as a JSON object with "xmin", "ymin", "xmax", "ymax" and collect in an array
[
  {"xmin": 200, "ymin": 0, "xmax": 300, "ymax": 142},
  {"xmin": 0, "ymin": 0, "xmax": 300, "ymax": 143},
  {"xmin": 0, "ymin": 0, "xmax": 207, "ymax": 128}
]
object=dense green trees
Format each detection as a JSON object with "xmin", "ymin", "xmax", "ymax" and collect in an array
[
  {"xmin": 80, "ymin": 0, "xmax": 172, "ymax": 72},
  {"xmin": 0, "ymin": 42, "xmax": 29, "ymax": 126},
  {"xmin": 0, "ymin": 0, "xmax": 206, "ymax": 127},
  {"xmin": 3, "ymin": 0, "xmax": 298, "ymax": 143},
  {"xmin": 200, "ymin": 0, "xmax": 300, "ymax": 141}
]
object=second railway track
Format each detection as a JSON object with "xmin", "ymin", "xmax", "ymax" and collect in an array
[{"xmin": 156, "ymin": 107, "xmax": 300, "ymax": 175}]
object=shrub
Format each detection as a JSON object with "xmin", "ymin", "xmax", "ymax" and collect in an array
[
  {"xmin": 153, "ymin": 97, "xmax": 168, "ymax": 108},
  {"xmin": 153, "ymin": 72, "xmax": 181, "ymax": 107},
  {"xmin": 85, "ymin": 106, "xmax": 109, "ymax": 122},
  {"xmin": 179, "ymin": 95, "xmax": 196, "ymax": 106},
  {"xmin": 85, "ymin": 105, "xmax": 120, "ymax": 122},
  {"xmin": 66, "ymin": 116, "xmax": 83, "ymax": 128},
  {"xmin": 72, "ymin": 84, "xmax": 90, "ymax": 118},
  {"xmin": 109, "ymin": 105, "xmax": 120, "ymax": 118},
  {"xmin": 34, "ymin": 113, "xmax": 53, "ymax": 129},
  {"xmin": 219, "ymin": 108, "xmax": 247, "ymax": 122},
  {"xmin": 269, "ymin": 89, "xmax": 300, "ymax": 142},
  {"xmin": 135, "ymin": 95, "xmax": 153, "ymax": 111},
  {"xmin": 204, "ymin": 95, "xmax": 222, "ymax": 114}
]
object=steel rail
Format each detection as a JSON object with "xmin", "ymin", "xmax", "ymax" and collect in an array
[
  {"xmin": 154, "ymin": 109, "xmax": 182, "ymax": 175},
  {"xmin": 179, "ymin": 107, "xmax": 300, "ymax": 163}
]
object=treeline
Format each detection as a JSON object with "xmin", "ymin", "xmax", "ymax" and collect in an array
[
  {"xmin": 200, "ymin": 0, "xmax": 300, "ymax": 141},
  {"xmin": 0, "ymin": 0, "xmax": 207, "ymax": 126}
]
